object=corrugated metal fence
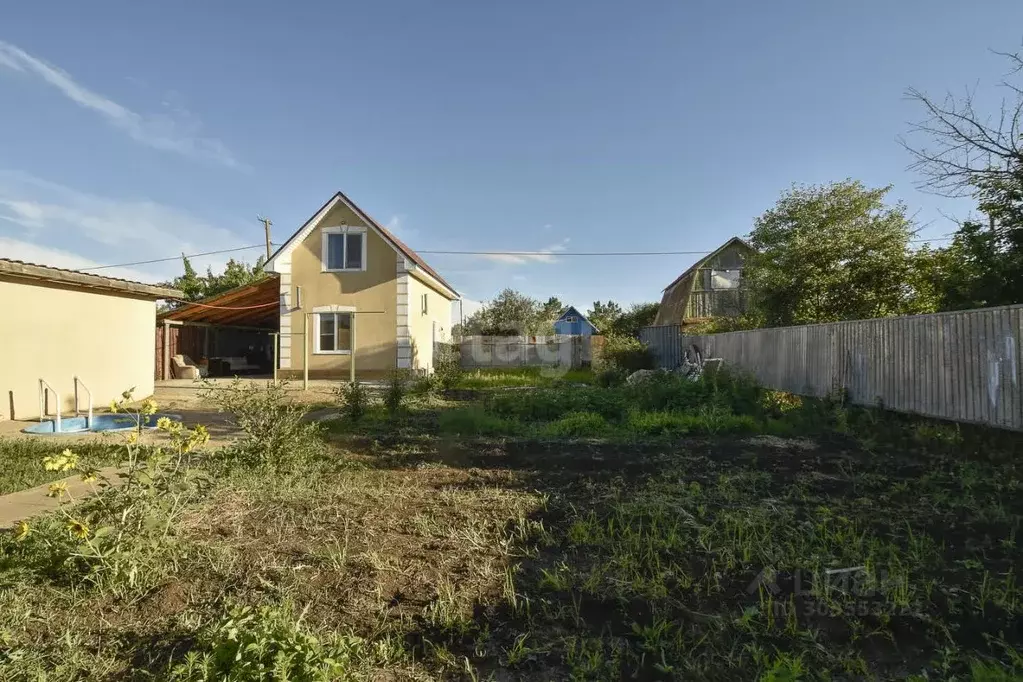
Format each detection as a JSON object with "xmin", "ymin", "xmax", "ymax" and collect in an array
[
  {"xmin": 640, "ymin": 305, "xmax": 1023, "ymax": 431},
  {"xmin": 458, "ymin": 336, "xmax": 594, "ymax": 369},
  {"xmin": 639, "ymin": 325, "xmax": 684, "ymax": 370}
]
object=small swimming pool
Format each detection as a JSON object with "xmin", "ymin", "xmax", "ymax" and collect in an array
[{"xmin": 22, "ymin": 413, "xmax": 183, "ymax": 435}]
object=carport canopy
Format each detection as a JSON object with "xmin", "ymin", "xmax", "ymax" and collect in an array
[{"xmin": 158, "ymin": 275, "xmax": 280, "ymax": 329}]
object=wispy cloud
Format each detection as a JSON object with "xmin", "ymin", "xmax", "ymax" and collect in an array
[
  {"xmin": 0, "ymin": 170, "xmax": 254, "ymax": 280},
  {"xmin": 0, "ymin": 40, "xmax": 244, "ymax": 169},
  {"xmin": 0, "ymin": 237, "xmax": 157, "ymax": 282},
  {"xmin": 481, "ymin": 238, "xmax": 570, "ymax": 265}
]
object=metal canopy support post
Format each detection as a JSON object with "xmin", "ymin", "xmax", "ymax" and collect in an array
[
  {"xmin": 350, "ymin": 312, "xmax": 356, "ymax": 384},
  {"xmin": 271, "ymin": 332, "xmax": 279, "ymax": 383},
  {"xmin": 303, "ymin": 313, "xmax": 309, "ymax": 391}
]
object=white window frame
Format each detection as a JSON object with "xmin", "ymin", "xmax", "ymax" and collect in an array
[
  {"xmin": 321, "ymin": 226, "xmax": 368, "ymax": 272},
  {"xmin": 312, "ymin": 305, "xmax": 356, "ymax": 354},
  {"xmin": 565, "ymin": 315, "xmax": 578, "ymax": 323}
]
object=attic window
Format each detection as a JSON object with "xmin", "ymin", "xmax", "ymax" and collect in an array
[
  {"xmin": 565, "ymin": 316, "xmax": 578, "ymax": 323},
  {"xmin": 710, "ymin": 269, "xmax": 741, "ymax": 290},
  {"xmin": 322, "ymin": 226, "xmax": 366, "ymax": 272}
]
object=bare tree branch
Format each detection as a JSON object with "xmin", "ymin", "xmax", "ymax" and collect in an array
[{"xmin": 902, "ymin": 52, "xmax": 1023, "ymax": 197}]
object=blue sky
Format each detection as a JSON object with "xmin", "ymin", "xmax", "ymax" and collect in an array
[{"xmin": 2, "ymin": 1, "xmax": 1022, "ymax": 319}]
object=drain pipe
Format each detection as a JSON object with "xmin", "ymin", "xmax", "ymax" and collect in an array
[{"xmin": 38, "ymin": 379, "xmax": 61, "ymax": 433}]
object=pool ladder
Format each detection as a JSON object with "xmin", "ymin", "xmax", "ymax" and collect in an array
[
  {"xmin": 38, "ymin": 377, "xmax": 93, "ymax": 432},
  {"xmin": 38, "ymin": 378, "xmax": 61, "ymax": 433}
]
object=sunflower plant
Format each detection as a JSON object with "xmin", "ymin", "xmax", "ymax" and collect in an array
[{"xmin": 14, "ymin": 389, "xmax": 211, "ymax": 593}]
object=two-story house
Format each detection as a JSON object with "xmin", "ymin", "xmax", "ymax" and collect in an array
[
  {"xmin": 265, "ymin": 191, "xmax": 459, "ymax": 378},
  {"xmin": 652, "ymin": 237, "xmax": 753, "ymax": 327}
]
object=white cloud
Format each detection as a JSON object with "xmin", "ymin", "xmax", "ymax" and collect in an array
[
  {"xmin": 481, "ymin": 238, "xmax": 570, "ymax": 265},
  {"xmin": 0, "ymin": 170, "xmax": 255, "ymax": 281},
  {"xmin": 0, "ymin": 40, "xmax": 244, "ymax": 169},
  {"xmin": 0, "ymin": 237, "xmax": 158, "ymax": 282}
]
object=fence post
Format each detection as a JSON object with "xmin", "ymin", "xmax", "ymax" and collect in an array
[{"xmin": 303, "ymin": 313, "xmax": 309, "ymax": 391}]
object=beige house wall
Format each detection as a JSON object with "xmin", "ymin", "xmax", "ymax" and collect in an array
[
  {"xmin": 406, "ymin": 275, "xmax": 452, "ymax": 371},
  {"xmin": 281, "ymin": 202, "xmax": 398, "ymax": 378},
  {"xmin": 0, "ymin": 278, "xmax": 157, "ymax": 420}
]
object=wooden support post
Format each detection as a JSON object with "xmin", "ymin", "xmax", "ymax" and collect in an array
[
  {"xmin": 162, "ymin": 320, "xmax": 171, "ymax": 380},
  {"xmin": 303, "ymin": 313, "xmax": 309, "ymax": 391},
  {"xmin": 350, "ymin": 312, "xmax": 356, "ymax": 384}
]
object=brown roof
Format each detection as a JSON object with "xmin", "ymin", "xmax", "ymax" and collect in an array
[
  {"xmin": 267, "ymin": 191, "xmax": 458, "ymax": 298},
  {"xmin": 0, "ymin": 258, "xmax": 181, "ymax": 300},
  {"xmin": 158, "ymin": 275, "xmax": 279, "ymax": 329},
  {"xmin": 661, "ymin": 237, "xmax": 753, "ymax": 292}
]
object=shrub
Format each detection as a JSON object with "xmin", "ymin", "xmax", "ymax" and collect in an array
[
  {"xmin": 384, "ymin": 370, "xmax": 407, "ymax": 415},
  {"xmin": 595, "ymin": 366, "xmax": 630, "ymax": 388},
  {"xmin": 410, "ymin": 372, "xmax": 442, "ymax": 399},
  {"xmin": 543, "ymin": 411, "xmax": 608, "ymax": 438},
  {"xmin": 438, "ymin": 407, "xmax": 519, "ymax": 436},
  {"xmin": 203, "ymin": 379, "xmax": 318, "ymax": 468},
  {"xmin": 334, "ymin": 380, "xmax": 368, "ymax": 422},
  {"xmin": 18, "ymin": 390, "xmax": 211, "ymax": 596},
  {"xmin": 171, "ymin": 602, "xmax": 372, "ymax": 681},
  {"xmin": 434, "ymin": 343, "xmax": 462, "ymax": 390},
  {"xmin": 596, "ymin": 334, "xmax": 654, "ymax": 373}
]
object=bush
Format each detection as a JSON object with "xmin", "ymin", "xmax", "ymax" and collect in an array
[
  {"xmin": 595, "ymin": 366, "xmax": 630, "ymax": 388},
  {"xmin": 171, "ymin": 602, "xmax": 372, "ymax": 681},
  {"xmin": 202, "ymin": 379, "xmax": 317, "ymax": 468},
  {"xmin": 597, "ymin": 334, "xmax": 654, "ymax": 373},
  {"xmin": 434, "ymin": 343, "xmax": 462, "ymax": 390},
  {"xmin": 384, "ymin": 370, "xmax": 407, "ymax": 415},
  {"xmin": 542, "ymin": 411, "xmax": 608, "ymax": 438},
  {"xmin": 334, "ymin": 381, "xmax": 368, "ymax": 422}
]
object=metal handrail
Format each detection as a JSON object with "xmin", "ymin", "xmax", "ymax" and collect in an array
[
  {"xmin": 38, "ymin": 379, "xmax": 61, "ymax": 433},
  {"xmin": 74, "ymin": 376, "xmax": 93, "ymax": 428}
]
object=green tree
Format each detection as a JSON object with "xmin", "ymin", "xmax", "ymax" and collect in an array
[
  {"xmin": 586, "ymin": 300, "xmax": 623, "ymax": 333},
  {"xmin": 745, "ymin": 180, "xmax": 933, "ymax": 327},
  {"xmin": 904, "ymin": 47, "xmax": 1023, "ymax": 309},
  {"xmin": 462, "ymin": 289, "xmax": 543, "ymax": 335},
  {"xmin": 163, "ymin": 255, "xmax": 267, "ymax": 304},
  {"xmin": 610, "ymin": 302, "xmax": 659, "ymax": 337}
]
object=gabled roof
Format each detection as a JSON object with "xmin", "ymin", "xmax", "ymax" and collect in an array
[
  {"xmin": 661, "ymin": 236, "xmax": 753, "ymax": 292},
  {"xmin": 266, "ymin": 191, "xmax": 459, "ymax": 299},
  {"xmin": 555, "ymin": 305, "xmax": 600, "ymax": 332},
  {"xmin": 0, "ymin": 258, "xmax": 181, "ymax": 300}
]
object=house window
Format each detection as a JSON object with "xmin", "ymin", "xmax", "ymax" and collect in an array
[
  {"xmin": 322, "ymin": 227, "xmax": 366, "ymax": 271},
  {"xmin": 421, "ymin": 293, "xmax": 428, "ymax": 315},
  {"xmin": 710, "ymin": 269, "xmax": 741, "ymax": 290},
  {"xmin": 565, "ymin": 316, "xmax": 578, "ymax": 323},
  {"xmin": 316, "ymin": 312, "xmax": 352, "ymax": 353}
]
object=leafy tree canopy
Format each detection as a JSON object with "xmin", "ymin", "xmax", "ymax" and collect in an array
[
  {"xmin": 744, "ymin": 180, "xmax": 935, "ymax": 327},
  {"xmin": 163, "ymin": 255, "xmax": 267, "ymax": 304}
]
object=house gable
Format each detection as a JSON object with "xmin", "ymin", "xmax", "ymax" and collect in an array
[{"xmin": 653, "ymin": 237, "xmax": 754, "ymax": 326}]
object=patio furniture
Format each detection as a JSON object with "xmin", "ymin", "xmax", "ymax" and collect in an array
[{"xmin": 171, "ymin": 354, "xmax": 207, "ymax": 380}]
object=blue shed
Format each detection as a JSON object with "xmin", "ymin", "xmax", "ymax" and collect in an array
[{"xmin": 552, "ymin": 306, "xmax": 599, "ymax": 336}]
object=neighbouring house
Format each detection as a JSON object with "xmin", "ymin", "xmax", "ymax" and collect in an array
[
  {"xmin": 0, "ymin": 259, "xmax": 181, "ymax": 420},
  {"xmin": 156, "ymin": 191, "xmax": 460, "ymax": 379},
  {"xmin": 553, "ymin": 305, "xmax": 599, "ymax": 336},
  {"xmin": 652, "ymin": 237, "xmax": 754, "ymax": 327}
]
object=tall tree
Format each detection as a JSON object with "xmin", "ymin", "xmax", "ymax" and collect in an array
[
  {"xmin": 586, "ymin": 300, "xmax": 623, "ymax": 334},
  {"xmin": 169, "ymin": 255, "xmax": 205, "ymax": 301},
  {"xmin": 163, "ymin": 255, "xmax": 267, "ymax": 304},
  {"xmin": 904, "ymin": 48, "xmax": 1023, "ymax": 309},
  {"xmin": 745, "ymin": 180, "xmax": 932, "ymax": 327},
  {"xmin": 610, "ymin": 302, "xmax": 659, "ymax": 337}
]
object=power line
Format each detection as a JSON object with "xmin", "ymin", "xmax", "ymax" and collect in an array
[
  {"xmin": 75, "ymin": 235, "xmax": 959, "ymax": 273},
  {"xmin": 78, "ymin": 244, "xmax": 273, "ymax": 271}
]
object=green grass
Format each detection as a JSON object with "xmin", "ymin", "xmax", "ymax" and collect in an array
[
  {"xmin": 452, "ymin": 366, "xmax": 595, "ymax": 389},
  {"xmin": 3, "ymin": 374, "xmax": 1023, "ymax": 679},
  {"xmin": 0, "ymin": 438, "xmax": 124, "ymax": 494}
]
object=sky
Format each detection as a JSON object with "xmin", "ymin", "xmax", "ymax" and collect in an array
[{"xmin": 2, "ymin": 1, "xmax": 1022, "ymax": 322}]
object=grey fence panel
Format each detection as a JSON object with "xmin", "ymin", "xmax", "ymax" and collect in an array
[
  {"xmin": 674, "ymin": 304, "xmax": 1023, "ymax": 430},
  {"xmin": 639, "ymin": 325, "xmax": 683, "ymax": 370},
  {"xmin": 458, "ymin": 336, "xmax": 592, "ymax": 369}
]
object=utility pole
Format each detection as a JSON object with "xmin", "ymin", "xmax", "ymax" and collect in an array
[{"xmin": 257, "ymin": 215, "xmax": 273, "ymax": 259}]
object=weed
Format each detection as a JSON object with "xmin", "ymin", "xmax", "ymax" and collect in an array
[{"xmin": 384, "ymin": 370, "xmax": 407, "ymax": 416}]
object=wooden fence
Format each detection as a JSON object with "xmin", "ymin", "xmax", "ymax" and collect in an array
[
  {"xmin": 641, "ymin": 305, "xmax": 1023, "ymax": 431},
  {"xmin": 456, "ymin": 335, "xmax": 596, "ymax": 369}
]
